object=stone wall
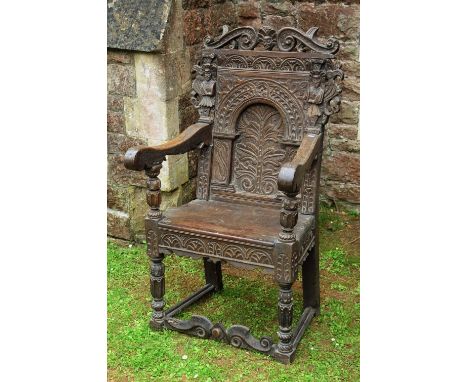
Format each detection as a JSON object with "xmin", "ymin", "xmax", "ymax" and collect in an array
[
  {"xmin": 108, "ymin": 0, "xmax": 359, "ymax": 241},
  {"xmin": 183, "ymin": 0, "xmax": 360, "ymax": 206},
  {"xmin": 108, "ymin": 0, "xmax": 197, "ymax": 241}
]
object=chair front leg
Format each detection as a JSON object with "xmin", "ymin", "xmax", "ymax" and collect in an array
[
  {"xmin": 145, "ymin": 162, "xmax": 166, "ymax": 330},
  {"xmin": 277, "ymin": 282, "xmax": 294, "ymax": 353}
]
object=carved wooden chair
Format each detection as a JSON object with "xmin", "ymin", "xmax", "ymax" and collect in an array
[{"xmin": 124, "ymin": 26, "xmax": 344, "ymax": 364}]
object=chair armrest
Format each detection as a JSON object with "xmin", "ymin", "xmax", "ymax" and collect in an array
[
  {"xmin": 277, "ymin": 134, "xmax": 322, "ymax": 195},
  {"xmin": 124, "ymin": 122, "xmax": 212, "ymax": 171}
]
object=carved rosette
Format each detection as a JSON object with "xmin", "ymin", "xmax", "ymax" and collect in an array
[{"xmin": 191, "ymin": 52, "xmax": 217, "ymax": 123}]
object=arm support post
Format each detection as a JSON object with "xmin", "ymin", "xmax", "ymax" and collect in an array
[{"xmin": 277, "ymin": 134, "xmax": 323, "ymax": 241}]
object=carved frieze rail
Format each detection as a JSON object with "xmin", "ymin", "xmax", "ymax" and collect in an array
[{"xmin": 159, "ymin": 229, "xmax": 274, "ymax": 267}]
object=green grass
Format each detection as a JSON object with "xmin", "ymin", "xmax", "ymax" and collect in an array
[{"xmin": 108, "ymin": 206, "xmax": 360, "ymax": 381}]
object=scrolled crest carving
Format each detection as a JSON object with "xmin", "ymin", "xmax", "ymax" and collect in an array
[
  {"xmin": 191, "ymin": 52, "xmax": 217, "ymax": 122},
  {"xmin": 204, "ymin": 25, "xmax": 339, "ymax": 54},
  {"xmin": 277, "ymin": 27, "xmax": 339, "ymax": 54}
]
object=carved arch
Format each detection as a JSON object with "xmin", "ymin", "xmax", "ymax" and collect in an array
[{"xmin": 215, "ymin": 79, "xmax": 305, "ymax": 142}]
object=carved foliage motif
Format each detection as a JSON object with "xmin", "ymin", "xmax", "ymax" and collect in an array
[
  {"xmin": 234, "ymin": 104, "xmax": 286, "ymax": 196},
  {"xmin": 196, "ymin": 145, "xmax": 212, "ymax": 200},
  {"xmin": 159, "ymin": 230, "xmax": 273, "ymax": 266},
  {"xmin": 212, "ymin": 139, "xmax": 231, "ymax": 184},
  {"xmin": 205, "ymin": 25, "xmax": 339, "ymax": 54}
]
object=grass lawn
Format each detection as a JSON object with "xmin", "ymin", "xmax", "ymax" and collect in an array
[{"xmin": 108, "ymin": 206, "xmax": 360, "ymax": 382}]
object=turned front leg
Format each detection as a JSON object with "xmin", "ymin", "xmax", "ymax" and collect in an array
[
  {"xmin": 150, "ymin": 254, "xmax": 165, "ymax": 329},
  {"xmin": 277, "ymin": 282, "xmax": 294, "ymax": 353},
  {"xmin": 145, "ymin": 162, "xmax": 166, "ymax": 329}
]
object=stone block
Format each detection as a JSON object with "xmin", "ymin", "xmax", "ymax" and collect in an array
[
  {"xmin": 330, "ymin": 100, "xmax": 359, "ymax": 125},
  {"xmin": 107, "ymin": 95, "xmax": 124, "ymax": 112},
  {"xmin": 327, "ymin": 123, "xmax": 359, "ymax": 140},
  {"xmin": 107, "ymin": 208, "xmax": 131, "ymax": 240},
  {"xmin": 160, "ymin": 187, "xmax": 183, "ymax": 211},
  {"xmin": 239, "ymin": 1, "xmax": 260, "ymax": 19},
  {"xmin": 263, "ymin": 15, "xmax": 296, "ymax": 30},
  {"xmin": 183, "ymin": 9, "xmax": 207, "ymax": 45},
  {"xmin": 329, "ymin": 138, "xmax": 360, "ymax": 153},
  {"xmin": 342, "ymin": 75, "xmax": 360, "ymax": 102},
  {"xmin": 262, "ymin": 1, "xmax": 293, "ymax": 17},
  {"xmin": 182, "ymin": 0, "xmax": 210, "ymax": 10},
  {"xmin": 107, "ymin": 183, "xmax": 130, "ymax": 212},
  {"xmin": 107, "ymin": 51, "xmax": 133, "ymax": 65},
  {"xmin": 108, "ymin": 154, "xmax": 147, "ymax": 188},
  {"xmin": 107, "ymin": 63, "xmax": 136, "ymax": 96},
  {"xmin": 179, "ymin": 92, "xmax": 198, "ymax": 131},
  {"xmin": 322, "ymin": 181, "xmax": 360, "ymax": 204},
  {"xmin": 337, "ymin": 41, "xmax": 360, "ymax": 62},
  {"xmin": 340, "ymin": 60, "xmax": 360, "ymax": 78},
  {"xmin": 128, "ymin": 186, "xmax": 148, "ymax": 239},
  {"xmin": 297, "ymin": 4, "xmax": 359, "ymax": 42},
  {"xmin": 159, "ymin": 153, "xmax": 189, "ymax": 192},
  {"xmin": 107, "ymin": 133, "xmax": 146, "ymax": 154},
  {"xmin": 322, "ymin": 151, "xmax": 360, "ymax": 184},
  {"xmin": 181, "ymin": 177, "xmax": 198, "ymax": 205},
  {"xmin": 107, "ymin": 111, "xmax": 125, "ymax": 133},
  {"xmin": 205, "ymin": 3, "xmax": 238, "ymax": 37},
  {"xmin": 188, "ymin": 149, "xmax": 199, "ymax": 178}
]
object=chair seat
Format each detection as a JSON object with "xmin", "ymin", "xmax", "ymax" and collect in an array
[{"xmin": 153, "ymin": 200, "xmax": 315, "ymax": 269}]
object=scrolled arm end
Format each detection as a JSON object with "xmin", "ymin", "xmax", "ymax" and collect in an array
[
  {"xmin": 277, "ymin": 134, "xmax": 323, "ymax": 195},
  {"xmin": 278, "ymin": 162, "xmax": 304, "ymax": 195},
  {"xmin": 124, "ymin": 122, "xmax": 212, "ymax": 172}
]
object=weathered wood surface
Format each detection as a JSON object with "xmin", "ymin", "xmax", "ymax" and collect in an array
[{"xmin": 123, "ymin": 25, "xmax": 344, "ymax": 364}]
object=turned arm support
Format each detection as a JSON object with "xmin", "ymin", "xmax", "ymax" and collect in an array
[
  {"xmin": 277, "ymin": 133, "xmax": 322, "ymax": 195},
  {"xmin": 124, "ymin": 122, "xmax": 213, "ymax": 171}
]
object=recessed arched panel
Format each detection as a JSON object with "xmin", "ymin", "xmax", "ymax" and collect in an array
[
  {"xmin": 215, "ymin": 79, "xmax": 306, "ymax": 142},
  {"xmin": 232, "ymin": 104, "xmax": 288, "ymax": 196}
]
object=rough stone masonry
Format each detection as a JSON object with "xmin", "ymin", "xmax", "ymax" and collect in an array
[{"xmin": 107, "ymin": 0, "xmax": 360, "ymax": 241}]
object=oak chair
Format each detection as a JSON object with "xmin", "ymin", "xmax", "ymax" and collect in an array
[{"xmin": 124, "ymin": 25, "xmax": 344, "ymax": 364}]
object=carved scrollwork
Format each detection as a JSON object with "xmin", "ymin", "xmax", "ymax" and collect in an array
[
  {"xmin": 277, "ymin": 27, "xmax": 339, "ymax": 54},
  {"xmin": 164, "ymin": 315, "xmax": 274, "ymax": 355},
  {"xmin": 205, "ymin": 25, "xmax": 258, "ymax": 50},
  {"xmin": 204, "ymin": 25, "xmax": 339, "ymax": 54},
  {"xmin": 226, "ymin": 325, "xmax": 274, "ymax": 353}
]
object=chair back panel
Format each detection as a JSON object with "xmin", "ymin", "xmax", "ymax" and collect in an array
[{"xmin": 191, "ymin": 27, "xmax": 344, "ymax": 211}]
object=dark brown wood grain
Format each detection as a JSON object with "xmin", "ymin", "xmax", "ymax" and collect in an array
[{"xmin": 123, "ymin": 25, "xmax": 344, "ymax": 364}]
